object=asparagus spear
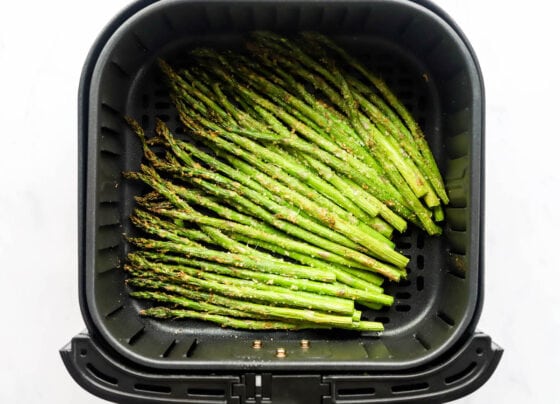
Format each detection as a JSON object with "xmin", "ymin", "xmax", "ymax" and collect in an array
[
  {"xmin": 126, "ymin": 258, "xmax": 352, "ymax": 315},
  {"xmin": 300, "ymin": 31, "xmax": 449, "ymax": 204},
  {"xmin": 169, "ymin": 86, "xmax": 390, "ymax": 233},
  {"xmin": 140, "ymin": 307, "xmax": 320, "ymax": 330},
  {"xmin": 135, "ymin": 249, "xmax": 386, "ymax": 297},
  {"xmin": 225, "ymin": 155, "xmax": 409, "ymax": 268},
  {"xmin": 132, "ymin": 288, "xmax": 349, "ymax": 327},
  {"xmin": 135, "ymin": 207, "xmax": 385, "ymax": 275},
  {"xmin": 227, "ymin": 235, "xmax": 385, "ymax": 290},
  {"xmin": 248, "ymin": 35, "xmax": 438, "ymax": 232},
  {"xmin": 186, "ymin": 58, "xmax": 412, "ymax": 214},
  {"xmin": 128, "ymin": 256, "xmax": 392, "ymax": 306},
  {"xmin": 128, "ymin": 236, "xmax": 335, "ymax": 282},
  {"xmin": 131, "ymin": 289, "xmax": 250, "ymax": 318}
]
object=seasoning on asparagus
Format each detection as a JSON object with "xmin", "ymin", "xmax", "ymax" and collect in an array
[{"xmin": 123, "ymin": 32, "xmax": 448, "ymax": 332}]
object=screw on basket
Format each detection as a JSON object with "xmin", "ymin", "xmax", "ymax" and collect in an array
[
  {"xmin": 275, "ymin": 347, "xmax": 287, "ymax": 358},
  {"xmin": 300, "ymin": 339, "xmax": 310, "ymax": 349},
  {"xmin": 252, "ymin": 340, "xmax": 262, "ymax": 349}
]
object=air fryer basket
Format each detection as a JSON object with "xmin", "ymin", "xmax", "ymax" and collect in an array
[{"xmin": 63, "ymin": 0, "xmax": 501, "ymax": 402}]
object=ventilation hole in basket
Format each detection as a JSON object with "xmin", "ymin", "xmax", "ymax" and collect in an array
[
  {"xmin": 399, "ymin": 279, "xmax": 411, "ymax": 287},
  {"xmin": 379, "ymin": 66, "xmax": 393, "ymax": 77},
  {"xmin": 395, "ymin": 304, "xmax": 411, "ymax": 312},
  {"xmin": 100, "ymin": 149, "xmax": 121, "ymax": 159},
  {"xmin": 417, "ymin": 255, "xmax": 424, "ymax": 269},
  {"xmin": 110, "ymin": 60, "xmax": 131, "ymax": 78},
  {"xmin": 98, "ymin": 266, "xmax": 119, "ymax": 277},
  {"xmin": 135, "ymin": 383, "xmax": 172, "ymax": 394},
  {"xmin": 105, "ymin": 305, "xmax": 124, "ymax": 318},
  {"xmin": 98, "ymin": 242, "xmax": 120, "ymax": 253},
  {"xmin": 395, "ymin": 241, "xmax": 411, "ymax": 249},
  {"xmin": 99, "ymin": 200, "xmax": 119, "ymax": 207},
  {"xmin": 424, "ymin": 35, "xmax": 445, "ymax": 56},
  {"xmin": 476, "ymin": 347, "xmax": 484, "ymax": 356},
  {"xmin": 128, "ymin": 327, "xmax": 145, "ymax": 346},
  {"xmin": 141, "ymin": 115, "xmax": 150, "ymax": 129},
  {"xmin": 162, "ymin": 13, "xmax": 177, "ymax": 34},
  {"xmin": 418, "ymin": 96, "xmax": 427, "ymax": 112},
  {"xmin": 336, "ymin": 6, "xmax": 349, "ymax": 28},
  {"xmin": 414, "ymin": 334, "xmax": 431, "ymax": 351},
  {"xmin": 397, "ymin": 78, "xmax": 414, "ymax": 87},
  {"xmin": 416, "ymin": 276, "xmax": 424, "ymax": 291},
  {"xmin": 437, "ymin": 311, "xmax": 455, "ymax": 327},
  {"xmin": 101, "ymin": 102, "xmax": 120, "ymax": 115},
  {"xmin": 141, "ymin": 94, "xmax": 150, "ymax": 108},
  {"xmin": 185, "ymin": 339, "xmax": 198, "ymax": 358},
  {"xmin": 86, "ymin": 363, "xmax": 118, "ymax": 385},
  {"xmin": 395, "ymin": 292, "xmax": 411, "ymax": 299},
  {"xmin": 447, "ymin": 269, "xmax": 466, "ymax": 280},
  {"xmin": 101, "ymin": 126, "xmax": 120, "ymax": 136},
  {"xmin": 374, "ymin": 316, "xmax": 390, "ymax": 324},
  {"xmin": 444, "ymin": 362, "xmax": 477, "ymax": 384},
  {"xmin": 157, "ymin": 114, "xmax": 170, "ymax": 122},
  {"xmin": 132, "ymin": 33, "xmax": 149, "ymax": 52},
  {"xmin": 391, "ymin": 382, "xmax": 429, "ymax": 394},
  {"xmin": 155, "ymin": 89, "xmax": 168, "ymax": 97},
  {"xmin": 161, "ymin": 339, "xmax": 178, "ymax": 358},
  {"xmin": 99, "ymin": 223, "xmax": 121, "ymax": 232},
  {"xmin": 188, "ymin": 387, "xmax": 225, "ymax": 397},
  {"xmin": 397, "ymin": 90, "xmax": 414, "ymax": 100},
  {"xmin": 281, "ymin": 6, "xmax": 301, "ymax": 31},
  {"xmin": 338, "ymin": 387, "xmax": 376, "ymax": 396},
  {"xmin": 155, "ymin": 102, "xmax": 170, "ymax": 110},
  {"xmin": 79, "ymin": 348, "xmax": 88, "ymax": 357}
]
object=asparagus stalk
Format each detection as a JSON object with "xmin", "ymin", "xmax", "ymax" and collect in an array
[
  {"xmin": 130, "ymin": 289, "xmax": 250, "ymax": 319},
  {"xmin": 187, "ymin": 58, "xmax": 412, "ymax": 214},
  {"xmin": 344, "ymin": 74, "xmax": 441, "ymax": 208},
  {"xmin": 227, "ymin": 234, "xmax": 385, "ymax": 289},
  {"xmin": 127, "ymin": 259, "xmax": 353, "ymax": 315},
  {"xmin": 298, "ymin": 152, "xmax": 407, "ymax": 233},
  {"xmin": 225, "ymin": 155, "xmax": 409, "ymax": 267},
  {"xmin": 140, "ymin": 306, "xmax": 321, "ymax": 330},
  {"xmin": 129, "ymin": 284, "xmax": 353, "ymax": 326},
  {"xmin": 300, "ymin": 31, "xmax": 449, "ymax": 204},
  {"xmin": 220, "ymin": 150, "xmax": 392, "ymax": 247},
  {"xmin": 244, "ymin": 34, "xmax": 442, "ymax": 234},
  {"xmin": 172, "ymin": 92, "xmax": 390, "ymax": 231},
  {"xmin": 155, "ymin": 168, "xmax": 396, "ymax": 276},
  {"xmin": 128, "ymin": 235, "xmax": 336, "ymax": 282},
  {"xmin": 129, "ymin": 254, "xmax": 392, "ymax": 305},
  {"xmin": 152, "ymin": 115, "xmax": 369, "ymax": 252},
  {"xmin": 137, "ymin": 206, "xmax": 383, "ymax": 274}
]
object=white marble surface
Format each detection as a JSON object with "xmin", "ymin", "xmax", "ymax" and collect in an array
[{"xmin": 0, "ymin": 0, "xmax": 557, "ymax": 402}]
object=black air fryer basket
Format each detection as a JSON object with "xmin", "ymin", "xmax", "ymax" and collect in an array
[{"xmin": 61, "ymin": 0, "xmax": 503, "ymax": 402}]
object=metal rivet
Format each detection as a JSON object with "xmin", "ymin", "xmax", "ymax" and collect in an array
[
  {"xmin": 252, "ymin": 340, "xmax": 262, "ymax": 349},
  {"xmin": 275, "ymin": 347, "xmax": 286, "ymax": 358},
  {"xmin": 300, "ymin": 339, "xmax": 310, "ymax": 349}
]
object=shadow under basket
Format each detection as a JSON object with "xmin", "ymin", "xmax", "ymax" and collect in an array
[{"xmin": 62, "ymin": 0, "xmax": 502, "ymax": 402}]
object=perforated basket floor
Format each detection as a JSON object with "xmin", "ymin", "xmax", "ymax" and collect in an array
[{"xmin": 63, "ymin": 0, "xmax": 503, "ymax": 402}]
